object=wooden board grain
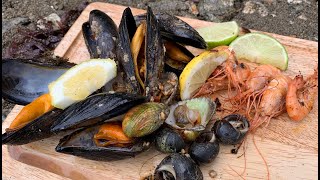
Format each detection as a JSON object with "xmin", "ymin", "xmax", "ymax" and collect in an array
[{"xmin": 2, "ymin": 2, "xmax": 318, "ymax": 180}]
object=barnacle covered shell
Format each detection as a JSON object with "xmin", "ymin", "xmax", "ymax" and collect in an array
[{"xmin": 122, "ymin": 102, "xmax": 169, "ymax": 138}]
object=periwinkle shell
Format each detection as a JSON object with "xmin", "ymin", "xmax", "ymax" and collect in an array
[{"xmin": 155, "ymin": 127, "xmax": 185, "ymax": 153}]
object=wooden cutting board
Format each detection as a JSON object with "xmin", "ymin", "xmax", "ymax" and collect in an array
[{"xmin": 2, "ymin": 2, "xmax": 318, "ymax": 180}]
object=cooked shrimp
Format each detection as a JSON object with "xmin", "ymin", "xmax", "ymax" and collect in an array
[
  {"xmin": 286, "ymin": 67, "xmax": 318, "ymax": 121},
  {"xmin": 250, "ymin": 74, "xmax": 292, "ymax": 131},
  {"xmin": 193, "ymin": 49, "xmax": 251, "ymax": 98},
  {"xmin": 232, "ymin": 64, "xmax": 282, "ymax": 117}
]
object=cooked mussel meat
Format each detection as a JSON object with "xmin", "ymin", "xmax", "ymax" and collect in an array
[
  {"xmin": 134, "ymin": 13, "xmax": 207, "ymax": 49},
  {"xmin": 164, "ymin": 41, "xmax": 194, "ymax": 63},
  {"xmin": 189, "ymin": 131, "xmax": 220, "ymax": 164},
  {"xmin": 82, "ymin": 10, "xmax": 118, "ymax": 59},
  {"xmin": 51, "ymin": 92, "xmax": 146, "ymax": 133},
  {"xmin": 122, "ymin": 102, "xmax": 169, "ymax": 138},
  {"xmin": 213, "ymin": 114, "xmax": 250, "ymax": 145},
  {"xmin": 56, "ymin": 122, "xmax": 151, "ymax": 161},
  {"xmin": 155, "ymin": 127, "xmax": 186, "ymax": 153},
  {"xmin": 2, "ymin": 58, "xmax": 74, "ymax": 105},
  {"xmin": 154, "ymin": 153, "xmax": 203, "ymax": 180}
]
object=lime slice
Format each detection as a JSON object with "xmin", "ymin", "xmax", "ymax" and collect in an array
[
  {"xmin": 229, "ymin": 32, "xmax": 288, "ymax": 70},
  {"xmin": 179, "ymin": 46, "xmax": 231, "ymax": 100},
  {"xmin": 49, "ymin": 59, "xmax": 117, "ymax": 109},
  {"xmin": 197, "ymin": 21, "xmax": 239, "ymax": 49}
]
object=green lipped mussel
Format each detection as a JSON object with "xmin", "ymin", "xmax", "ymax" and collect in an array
[{"xmin": 122, "ymin": 102, "xmax": 170, "ymax": 138}]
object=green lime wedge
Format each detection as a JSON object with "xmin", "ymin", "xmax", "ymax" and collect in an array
[
  {"xmin": 229, "ymin": 33, "xmax": 289, "ymax": 70},
  {"xmin": 197, "ymin": 21, "xmax": 239, "ymax": 49}
]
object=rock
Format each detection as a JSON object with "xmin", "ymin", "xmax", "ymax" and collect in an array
[
  {"xmin": 298, "ymin": 14, "xmax": 308, "ymax": 20},
  {"xmin": 242, "ymin": 1, "xmax": 269, "ymax": 17},
  {"xmin": 198, "ymin": 0, "xmax": 242, "ymax": 22},
  {"xmin": 37, "ymin": 13, "xmax": 61, "ymax": 30},
  {"xmin": 147, "ymin": 0, "xmax": 189, "ymax": 14},
  {"xmin": 287, "ymin": 0, "xmax": 311, "ymax": 4},
  {"xmin": 2, "ymin": 17, "xmax": 30, "ymax": 34}
]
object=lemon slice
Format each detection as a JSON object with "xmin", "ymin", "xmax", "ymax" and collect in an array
[
  {"xmin": 229, "ymin": 33, "xmax": 289, "ymax": 70},
  {"xmin": 197, "ymin": 21, "xmax": 239, "ymax": 49},
  {"xmin": 49, "ymin": 59, "xmax": 117, "ymax": 109},
  {"xmin": 179, "ymin": 46, "xmax": 230, "ymax": 100}
]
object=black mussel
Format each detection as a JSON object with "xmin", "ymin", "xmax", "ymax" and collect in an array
[
  {"xmin": 164, "ymin": 58, "xmax": 186, "ymax": 76},
  {"xmin": 82, "ymin": 10, "xmax": 118, "ymax": 59},
  {"xmin": 117, "ymin": 7, "xmax": 141, "ymax": 94},
  {"xmin": 154, "ymin": 153, "xmax": 203, "ymax": 180},
  {"xmin": 155, "ymin": 127, "xmax": 186, "ymax": 153},
  {"xmin": 213, "ymin": 114, "xmax": 250, "ymax": 145},
  {"xmin": 51, "ymin": 92, "xmax": 146, "ymax": 133},
  {"xmin": 2, "ymin": 108, "xmax": 63, "ymax": 145},
  {"xmin": 189, "ymin": 131, "xmax": 220, "ymax": 164},
  {"xmin": 164, "ymin": 41, "xmax": 194, "ymax": 63},
  {"xmin": 144, "ymin": 7, "xmax": 166, "ymax": 102},
  {"xmin": 134, "ymin": 13, "xmax": 207, "ymax": 49},
  {"xmin": 2, "ymin": 59, "xmax": 74, "ymax": 105},
  {"xmin": 56, "ymin": 122, "xmax": 151, "ymax": 161}
]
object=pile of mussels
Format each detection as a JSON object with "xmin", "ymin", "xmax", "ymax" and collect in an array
[{"xmin": 2, "ymin": 7, "xmax": 250, "ymax": 179}]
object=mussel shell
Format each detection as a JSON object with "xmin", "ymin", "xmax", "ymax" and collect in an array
[
  {"xmin": 144, "ymin": 7, "xmax": 166, "ymax": 101},
  {"xmin": 117, "ymin": 7, "xmax": 141, "ymax": 94},
  {"xmin": 164, "ymin": 58, "xmax": 187, "ymax": 76},
  {"xmin": 82, "ymin": 10, "xmax": 118, "ymax": 59},
  {"xmin": 189, "ymin": 132, "xmax": 220, "ymax": 164},
  {"xmin": 213, "ymin": 114, "xmax": 250, "ymax": 145},
  {"xmin": 51, "ymin": 92, "xmax": 146, "ymax": 133},
  {"xmin": 122, "ymin": 102, "xmax": 169, "ymax": 138},
  {"xmin": 2, "ymin": 109, "xmax": 63, "ymax": 145},
  {"xmin": 2, "ymin": 59, "xmax": 73, "ymax": 105},
  {"xmin": 154, "ymin": 153, "xmax": 203, "ymax": 180},
  {"xmin": 56, "ymin": 125, "xmax": 151, "ymax": 161},
  {"xmin": 134, "ymin": 13, "xmax": 207, "ymax": 49},
  {"xmin": 155, "ymin": 127, "xmax": 186, "ymax": 153}
]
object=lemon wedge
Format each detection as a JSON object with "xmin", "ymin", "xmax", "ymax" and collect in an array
[
  {"xmin": 49, "ymin": 59, "xmax": 117, "ymax": 109},
  {"xmin": 179, "ymin": 46, "xmax": 231, "ymax": 100}
]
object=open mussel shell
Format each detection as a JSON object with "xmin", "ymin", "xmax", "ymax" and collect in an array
[
  {"xmin": 144, "ymin": 7, "xmax": 166, "ymax": 101},
  {"xmin": 165, "ymin": 97, "xmax": 216, "ymax": 131},
  {"xmin": 55, "ymin": 124, "xmax": 151, "ymax": 161},
  {"xmin": 82, "ymin": 10, "xmax": 118, "ymax": 59},
  {"xmin": 155, "ymin": 127, "xmax": 186, "ymax": 153},
  {"xmin": 213, "ymin": 114, "xmax": 250, "ymax": 145},
  {"xmin": 134, "ymin": 13, "xmax": 207, "ymax": 49},
  {"xmin": 2, "ymin": 59, "xmax": 73, "ymax": 105},
  {"xmin": 154, "ymin": 153, "xmax": 203, "ymax": 180},
  {"xmin": 164, "ymin": 58, "xmax": 187, "ymax": 77},
  {"xmin": 2, "ymin": 109, "xmax": 63, "ymax": 145},
  {"xmin": 189, "ymin": 131, "xmax": 220, "ymax": 164},
  {"xmin": 117, "ymin": 7, "xmax": 141, "ymax": 94},
  {"xmin": 51, "ymin": 92, "xmax": 146, "ymax": 133}
]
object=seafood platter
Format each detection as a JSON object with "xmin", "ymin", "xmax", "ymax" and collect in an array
[{"xmin": 2, "ymin": 2, "xmax": 318, "ymax": 180}]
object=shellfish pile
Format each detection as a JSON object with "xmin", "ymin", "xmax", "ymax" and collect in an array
[{"xmin": 2, "ymin": 7, "xmax": 251, "ymax": 179}]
